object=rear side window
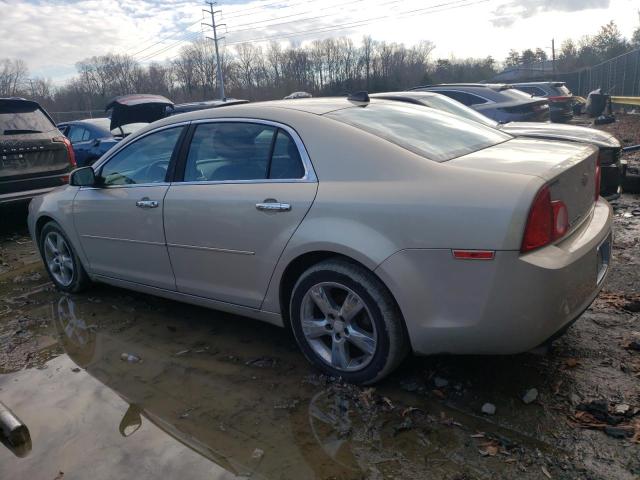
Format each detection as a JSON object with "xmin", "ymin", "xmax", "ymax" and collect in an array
[
  {"xmin": 0, "ymin": 103, "xmax": 56, "ymax": 135},
  {"xmin": 439, "ymin": 91, "xmax": 488, "ymax": 106},
  {"xmin": 326, "ymin": 103, "xmax": 510, "ymax": 162},
  {"xmin": 516, "ymin": 86, "xmax": 547, "ymax": 96},
  {"xmin": 183, "ymin": 122, "xmax": 305, "ymax": 182}
]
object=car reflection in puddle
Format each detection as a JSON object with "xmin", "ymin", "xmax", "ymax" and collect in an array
[{"xmin": 0, "ymin": 289, "xmax": 533, "ymax": 479}]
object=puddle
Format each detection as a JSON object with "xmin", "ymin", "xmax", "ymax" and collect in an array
[{"xmin": 0, "ymin": 280, "xmax": 553, "ymax": 480}]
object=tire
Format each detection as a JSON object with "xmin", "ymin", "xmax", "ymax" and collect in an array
[
  {"xmin": 289, "ymin": 258, "xmax": 409, "ymax": 384},
  {"xmin": 39, "ymin": 221, "xmax": 91, "ymax": 293}
]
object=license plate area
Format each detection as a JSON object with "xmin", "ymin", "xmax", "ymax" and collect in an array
[{"xmin": 596, "ymin": 233, "xmax": 612, "ymax": 285}]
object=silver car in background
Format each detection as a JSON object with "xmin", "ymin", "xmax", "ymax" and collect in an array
[
  {"xmin": 371, "ymin": 91, "xmax": 624, "ymax": 198},
  {"xmin": 28, "ymin": 97, "xmax": 612, "ymax": 384}
]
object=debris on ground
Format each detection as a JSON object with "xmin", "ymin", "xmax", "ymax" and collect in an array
[
  {"xmin": 522, "ymin": 388, "xmax": 538, "ymax": 405},
  {"xmin": 120, "ymin": 353, "xmax": 141, "ymax": 363},
  {"xmin": 481, "ymin": 403, "xmax": 496, "ymax": 415}
]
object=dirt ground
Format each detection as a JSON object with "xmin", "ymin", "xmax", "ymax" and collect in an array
[{"xmin": 0, "ymin": 119, "xmax": 639, "ymax": 480}]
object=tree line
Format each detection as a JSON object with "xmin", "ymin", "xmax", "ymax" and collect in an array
[
  {"xmin": 0, "ymin": 19, "xmax": 638, "ymax": 118},
  {"xmin": 505, "ymin": 21, "xmax": 640, "ymax": 73}
]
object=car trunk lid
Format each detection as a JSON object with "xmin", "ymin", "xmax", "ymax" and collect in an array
[{"xmin": 449, "ymin": 138, "xmax": 598, "ymax": 232}]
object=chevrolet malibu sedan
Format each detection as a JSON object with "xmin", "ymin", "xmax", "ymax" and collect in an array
[{"xmin": 28, "ymin": 97, "xmax": 612, "ymax": 384}]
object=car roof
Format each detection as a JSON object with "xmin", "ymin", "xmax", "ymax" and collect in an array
[
  {"xmin": 371, "ymin": 91, "xmax": 439, "ymax": 99},
  {"xmin": 512, "ymin": 81, "xmax": 566, "ymax": 87},
  {"xmin": 410, "ymin": 83, "xmax": 512, "ymax": 91}
]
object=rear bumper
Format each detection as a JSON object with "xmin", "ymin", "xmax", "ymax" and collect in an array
[
  {"xmin": 375, "ymin": 199, "xmax": 613, "ymax": 355},
  {"xmin": 0, "ymin": 186, "xmax": 57, "ymax": 205}
]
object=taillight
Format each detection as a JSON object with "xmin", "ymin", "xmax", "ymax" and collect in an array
[
  {"xmin": 594, "ymin": 157, "xmax": 601, "ymax": 201},
  {"xmin": 521, "ymin": 185, "xmax": 569, "ymax": 253},
  {"xmin": 53, "ymin": 136, "xmax": 76, "ymax": 184}
]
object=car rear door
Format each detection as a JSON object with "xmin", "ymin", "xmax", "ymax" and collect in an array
[
  {"xmin": 73, "ymin": 124, "xmax": 187, "ymax": 290},
  {"xmin": 163, "ymin": 120, "xmax": 317, "ymax": 308}
]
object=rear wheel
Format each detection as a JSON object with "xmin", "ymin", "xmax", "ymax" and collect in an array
[
  {"xmin": 40, "ymin": 221, "xmax": 90, "ymax": 293},
  {"xmin": 289, "ymin": 259, "xmax": 409, "ymax": 384}
]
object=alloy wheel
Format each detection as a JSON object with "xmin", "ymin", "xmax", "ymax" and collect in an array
[
  {"xmin": 43, "ymin": 231, "xmax": 74, "ymax": 287},
  {"xmin": 300, "ymin": 282, "xmax": 377, "ymax": 372}
]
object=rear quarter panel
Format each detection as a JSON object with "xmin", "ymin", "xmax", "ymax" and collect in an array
[{"xmin": 261, "ymin": 116, "xmax": 540, "ymax": 314}]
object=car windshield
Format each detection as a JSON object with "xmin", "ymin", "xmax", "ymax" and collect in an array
[
  {"xmin": 0, "ymin": 103, "xmax": 56, "ymax": 135},
  {"xmin": 326, "ymin": 103, "xmax": 510, "ymax": 162},
  {"xmin": 416, "ymin": 95, "xmax": 499, "ymax": 128}
]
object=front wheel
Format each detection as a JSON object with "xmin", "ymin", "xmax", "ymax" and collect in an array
[
  {"xmin": 40, "ymin": 221, "xmax": 91, "ymax": 293},
  {"xmin": 289, "ymin": 259, "xmax": 409, "ymax": 384}
]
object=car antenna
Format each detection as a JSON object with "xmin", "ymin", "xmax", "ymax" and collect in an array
[{"xmin": 347, "ymin": 91, "xmax": 370, "ymax": 104}]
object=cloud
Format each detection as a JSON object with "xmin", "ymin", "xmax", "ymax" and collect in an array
[{"xmin": 491, "ymin": 0, "xmax": 611, "ymax": 27}]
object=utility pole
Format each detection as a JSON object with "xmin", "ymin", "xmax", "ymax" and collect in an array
[
  {"xmin": 551, "ymin": 38, "xmax": 556, "ymax": 79},
  {"xmin": 203, "ymin": 2, "xmax": 226, "ymax": 100}
]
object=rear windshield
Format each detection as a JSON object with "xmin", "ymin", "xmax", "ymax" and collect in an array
[
  {"xmin": 0, "ymin": 103, "xmax": 56, "ymax": 135},
  {"xmin": 499, "ymin": 88, "xmax": 537, "ymax": 101},
  {"xmin": 325, "ymin": 103, "xmax": 510, "ymax": 162},
  {"xmin": 417, "ymin": 95, "xmax": 499, "ymax": 128}
]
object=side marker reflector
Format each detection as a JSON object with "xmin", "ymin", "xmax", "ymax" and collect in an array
[{"xmin": 452, "ymin": 250, "xmax": 495, "ymax": 260}]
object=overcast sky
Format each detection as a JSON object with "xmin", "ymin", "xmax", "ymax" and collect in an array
[{"xmin": 0, "ymin": 0, "xmax": 638, "ymax": 83}]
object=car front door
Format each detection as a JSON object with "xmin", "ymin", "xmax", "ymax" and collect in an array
[
  {"xmin": 74, "ymin": 125, "xmax": 186, "ymax": 290},
  {"xmin": 163, "ymin": 120, "xmax": 317, "ymax": 308}
]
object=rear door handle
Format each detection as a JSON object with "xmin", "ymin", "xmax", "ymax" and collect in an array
[
  {"xmin": 256, "ymin": 202, "xmax": 291, "ymax": 212},
  {"xmin": 136, "ymin": 199, "xmax": 159, "ymax": 209}
]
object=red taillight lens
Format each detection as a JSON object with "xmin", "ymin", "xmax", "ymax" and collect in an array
[
  {"xmin": 594, "ymin": 157, "xmax": 601, "ymax": 201},
  {"xmin": 53, "ymin": 136, "xmax": 76, "ymax": 184},
  {"xmin": 521, "ymin": 186, "xmax": 569, "ymax": 253},
  {"xmin": 551, "ymin": 200, "xmax": 568, "ymax": 239},
  {"xmin": 53, "ymin": 136, "xmax": 76, "ymax": 168}
]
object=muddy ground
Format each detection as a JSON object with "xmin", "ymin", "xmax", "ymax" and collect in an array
[{"xmin": 0, "ymin": 121, "xmax": 639, "ymax": 480}]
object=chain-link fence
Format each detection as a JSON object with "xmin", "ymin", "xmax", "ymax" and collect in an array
[
  {"xmin": 48, "ymin": 110, "xmax": 107, "ymax": 124},
  {"xmin": 556, "ymin": 49, "xmax": 640, "ymax": 97}
]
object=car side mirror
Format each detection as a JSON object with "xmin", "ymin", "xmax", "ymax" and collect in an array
[
  {"xmin": 69, "ymin": 166, "xmax": 96, "ymax": 187},
  {"xmin": 92, "ymin": 138, "xmax": 101, "ymax": 147}
]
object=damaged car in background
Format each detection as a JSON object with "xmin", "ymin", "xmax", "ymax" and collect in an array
[
  {"xmin": 371, "ymin": 91, "xmax": 625, "ymax": 199},
  {"xmin": 58, "ymin": 95, "xmax": 248, "ymax": 167},
  {"xmin": 28, "ymin": 96, "xmax": 612, "ymax": 384}
]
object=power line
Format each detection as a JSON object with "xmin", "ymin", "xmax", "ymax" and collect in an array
[
  {"xmin": 159, "ymin": 0, "xmax": 491, "ymax": 63},
  {"xmin": 224, "ymin": 0, "xmax": 490, "ymax": 47},
  {"xmin": 124, "ymin": 18, "xmax": 203, "ymax": 57},
  {"xmin": 137, "ymin": 31, "xmax": 204, "ymax": 62}
]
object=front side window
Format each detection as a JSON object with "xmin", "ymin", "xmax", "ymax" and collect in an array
[
  {"xmin": 183, "ymin": 122, "xmax": 305, "ymax": 182},
  {"xmin": 99, "ymin": 127, "xmax": 183, "ymax": 186},
  {"xmin": 326, "ymin": 103, "xmax": 510, "ymax": 162}
]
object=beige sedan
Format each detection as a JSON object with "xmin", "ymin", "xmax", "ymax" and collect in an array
[{"xmin": 28, "ymin": 96, "xmax": 612, "ymax": 384}]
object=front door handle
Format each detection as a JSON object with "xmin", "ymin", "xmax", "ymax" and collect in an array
[
  {"xmin": 136, "ymin": 198, "xmax": 159, "ymax": 209},
  {"xmin": 256, "ymin": 201, "xmax": 291, "ymax": 212}
]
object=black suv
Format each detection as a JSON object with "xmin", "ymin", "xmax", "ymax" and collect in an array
[
  {"xmin": 0, "ymin": 98, "xmax": 75, "ymax": 205},
  {"xmin": 512, "ymin": 82, "xmax": 574, "ymax": 123}
]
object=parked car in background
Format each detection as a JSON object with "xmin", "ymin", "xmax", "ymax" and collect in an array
[
  {"xmin": 57, "ymin": 119, "xmax": 146, "ymax": 167},
  {"xmin": 512, "ymin": 82, "xmax": 574, "ymax": 123},
  {"xmin": 284, "ymin": 91, "xmax": 312, "ymax": 99},
  {"xmin": 1, "ymin": 98, "xmax": 75, "ymax": 205},
  {"xmin": 371, "ymin": 91, "xmax": 624, "ymax": 198},
  {"xmin": 168, "ymin": 98, "xmax": 249, "ymax": 116},
  {"xmin": 408, "ymin": 83, "xmax": 550, "ymax": 123},
  {"xmin": 29, "ymin": 97, "xmax": 611, "ymax": 384}
]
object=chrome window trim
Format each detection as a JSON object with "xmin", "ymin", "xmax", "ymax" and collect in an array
[{"xmin": 174, "ymin": 117, "xmax": 317, "ymax": 185}]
